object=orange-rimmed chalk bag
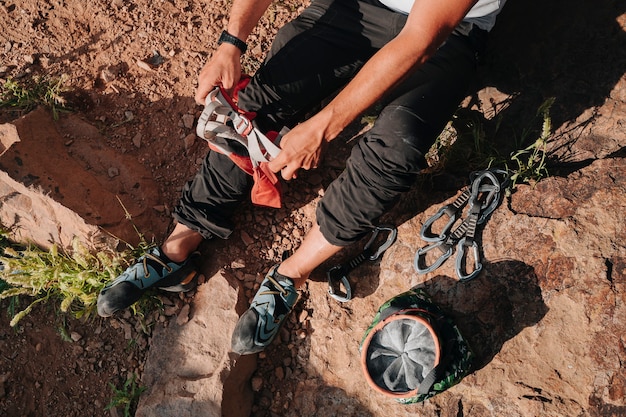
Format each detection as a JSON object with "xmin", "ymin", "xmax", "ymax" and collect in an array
[{"xmin": 360, "ymin": 287, "xmax": 473, "ymax": 404}]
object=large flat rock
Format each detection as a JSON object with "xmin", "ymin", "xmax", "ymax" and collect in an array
[
  {"xmin": 292, "ymin": 157, "xmax": 625, "ymax": 416},
  {"xmin": 136, "ymin": 270, "xmax": 257, "ymax": 417},
  {"xmin": 0, "ymin": 107, "xmax": 168, "ymax": 251}
]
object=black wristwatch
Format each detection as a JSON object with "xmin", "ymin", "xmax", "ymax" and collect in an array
[{"xmin": 218, "ymin": 30, "xmax": 247, "ymax": 54}]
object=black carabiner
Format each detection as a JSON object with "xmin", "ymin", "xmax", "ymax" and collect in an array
[
  {"xmin": 364, "ymin": 225, "xmax": 398, "ymax": 261},
  {"xmin": 414, "ymin": 240, "xmax": 454, "ymax": 274},
  {"xmin": 326, "ymin": 225, "xmax": 398, "ymax": 303},
  {"xmin": 455, "ymin": 237, "xmax": 482, "ymax": 281},
  {"xmin": 420, "ymin": 188, "xmax": 471, "ymax": 242},
  {"xmin": 327, "ymin": 265, "xmax": 353, "ymax": 303}
]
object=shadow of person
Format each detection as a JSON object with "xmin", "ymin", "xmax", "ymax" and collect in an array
[
  {"xmin": 467, "ymin": 0, "xmax": 626, "ymax": 169},
  {"xmin": 415, "ymin": 259, "xmax": 548, "ymax": 371}
]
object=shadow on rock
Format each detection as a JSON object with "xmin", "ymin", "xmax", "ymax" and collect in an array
[
  {"xmin": 417, "ymin": 259, "xmax": 548, "ymax": 371},
  {"xmin": 136, "ymin": 265, "xmax": 258, "ymax": 417},
  {"xmin": 482, "ymin": 0, "xmax": 625, "ymax": 139},
  {"xmin": 427, "ymin": 0, "xmax": 626, "ymax": 180}
]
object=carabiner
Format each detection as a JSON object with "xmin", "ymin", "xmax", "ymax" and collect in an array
[
  {"xmin": 471, "ymin": 169, "xmax": 508, "ymax": 224},
  {"xmin": 420, "ymin": 188, "xmax": 471, "ymax": 242},
  {"xmin": 420, "ymin": 205, "xmax": 460, "ymax": 242},
  {"xmin": 475, "ymin": 174, "xmax": 500, "ymax": 218},
  {"xmin": 365, "ymin": 225, "xmax": 398, "ymax": 261},
  {"xmin": 455, "ymin": 237, "xmax": 483, "ymax": 281},
  {"xmin": 414, "ymin": 240, "xmax": 454, "ymax": 275},
  {"xmin": 327, "ymin": 266, "xmax": 352, "ymax": 302},
  {"xmin": 487, "ymin": 168, "xmax": 511, "ymax": 190}
]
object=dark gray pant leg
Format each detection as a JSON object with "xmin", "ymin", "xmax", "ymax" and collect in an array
[
  {"xmin": 238, "ymin": 0, "xmax": 404, "ymax": 132},
  {"xmin": 174, "ymin": 0, "xmax": 404, "ymax": 239},
  {"xmin": 317, "ymin": 32, "xmax": 484, "ymax": 246},
  {"xmin": 173, "ymin": 147, "xmax": 251, "ymax": 239}
]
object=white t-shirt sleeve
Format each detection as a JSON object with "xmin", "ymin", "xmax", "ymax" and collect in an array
[{"xmin": 377, "ymin": 0, "xmax": 507, "ymax": 32}]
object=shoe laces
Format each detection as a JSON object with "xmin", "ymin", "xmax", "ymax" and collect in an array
[
  {"xmin": 138, "ymin": 250, "xmax": 172, "ymax": 280},
  {"xmin": 265, "ymin": 269, "xmax": 290, "ymax": 297}
]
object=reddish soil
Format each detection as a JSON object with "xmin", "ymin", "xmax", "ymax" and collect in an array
[{"xmin": 1, "ymin": 0, "xmax": 624, "ymax": 415}]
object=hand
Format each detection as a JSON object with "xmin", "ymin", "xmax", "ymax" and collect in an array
[
  {"xmin": 267, "ymin": 120, "xmax": 328, "ymax": 180},
  {"xmin": 195, "ymin": 44, "xmax": 243, "ymax": 105}
]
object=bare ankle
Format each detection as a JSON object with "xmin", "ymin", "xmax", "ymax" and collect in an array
[
  {"xmin": 160, "ymin": 223, "xmax": 204, "ymax": 263},
  {"xmin": 160, "ymin": 243, "xmax": 191, "ymax": 263},
  {"xmin": 277, "ymin": 262, "xmax": 309, "ymax": 287}
]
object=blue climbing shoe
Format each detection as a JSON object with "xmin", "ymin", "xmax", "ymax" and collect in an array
[
  {"xmin": 97, "ymin": 247, "xmax": 200, "ymax": 317},
  {"xmin": 231, "ymin": 265, "xmax": 299, "ymax": 355}
]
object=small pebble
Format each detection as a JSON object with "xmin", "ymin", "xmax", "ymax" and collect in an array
[
  {"xmin": 176, "ymin": 304, "xmax": 191, "ymax": 326},
  {"xmin": 251, "ymin": 376, "xmax": 263, "ymax": 392},
  {"xmin": 182, "ymin": 114, "xmax": 195, "ymax": 129},
  {"xmin": 132, "ymin": 132, "xmax": 142, "ymax": 148},
  {"xmin": 136, "ymin": 59, "xmax": 153, "ymax": 71}
]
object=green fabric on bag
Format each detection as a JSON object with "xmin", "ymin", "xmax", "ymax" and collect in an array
[{"xmin": 360, "ymin": 287, "xmax": 474, "ymax": 403}]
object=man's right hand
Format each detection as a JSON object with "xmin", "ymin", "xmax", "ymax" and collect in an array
[{"xmin": 195, "ymin": 44, "xmax": 243, "ymax": 105}]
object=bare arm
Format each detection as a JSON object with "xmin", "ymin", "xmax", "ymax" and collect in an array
[
  {"xmin": 268, "ymin": 0, "xmax": 478, "ymax": 180},
  {"xmin": 195, "ymin": 0, "xmax": 274, "ymax": 104}
]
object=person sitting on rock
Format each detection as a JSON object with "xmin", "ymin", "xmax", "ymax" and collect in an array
[{"xmin": 97, "ymin": 0, "xmax": 508, "ymax": 355}]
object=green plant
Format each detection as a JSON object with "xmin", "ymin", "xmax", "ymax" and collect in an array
[
  {"xmin": 425, "ymin": 98, "xmax": 555, "ymax": 194},
  {"xmin": 0, "ymin": 235, "xmax": 156, "ymax": 326},
  {"xmin": 0, "ymin": 238, "xmax": 127, "ymax": 326},
  {"xmin": 106, "ymin": 373, "xmax": 146, "ymax": 417},
  {"xmin": 57, "ymin": 316, "xmax": 74, "ymax": 342},
  {"xmin": 506, "ymin": 98, "xmax": 554, "ymax": 189},
  {"xmin": 0, "ymin": 75, "xmax": 70, "ymax": 119},
  {"xmin": 0, "ymin": 230, "xmax": 19, "ymax": 317},
  {"xmin": 0, "ymin": 196, "xmax": 160, "ymax": 327}
]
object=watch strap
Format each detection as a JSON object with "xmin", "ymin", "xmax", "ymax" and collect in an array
[{"xmin": 218, "ymin": 30, "xmax": 247, "ymax": 54}]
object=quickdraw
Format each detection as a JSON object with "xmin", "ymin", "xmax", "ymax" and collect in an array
[
  {"xmin": 414, "ymin": 169, "xmax": 509, "ymax": 282},
  {"xmin": 327, "ymin": 225, "xmax": 398, "ymax": 302}
]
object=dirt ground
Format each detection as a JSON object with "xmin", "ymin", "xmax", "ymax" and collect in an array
[
  {"xmin": 0, "ymin": 0, "xmax": 346, "ymax": 415},
  {"xmin": 1, "ymin": 0, "xmax": 625, "ymax": 416}
]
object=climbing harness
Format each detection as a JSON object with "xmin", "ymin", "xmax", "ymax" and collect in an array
[
  {"xmin": 196, "ymin": 78, "xmax": 287, "ymax": 208},
  {"xmin": 327, "ymin": 225, "xmax": 397, "ymax": 302},
  {"xmin": 414, "ymin": 169, "xmax": 509, "ymax": 281},
  {"xmin": 197, "ymin": 86, "xmax": 283, "ymax": 165}
]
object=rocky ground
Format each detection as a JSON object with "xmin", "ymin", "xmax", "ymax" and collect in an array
[
  {"xmin": 1, "ymin": 0, "xmax": 308, "ymax": 415},
  {"xmin": 1, "ymin": 0, "xmax": 625, "ymax": 416}
]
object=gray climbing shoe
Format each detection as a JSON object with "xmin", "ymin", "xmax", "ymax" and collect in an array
[
  {"xmin": 231, "ymin": 265, "xmax": 299, "ymax": 355},
  {"xmin": 97, "ymin": 247, "xmax": 200, "ymax": 317}
]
